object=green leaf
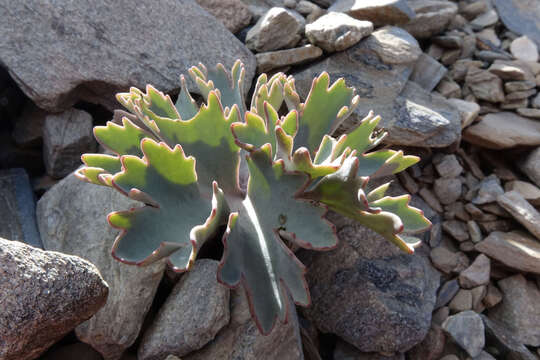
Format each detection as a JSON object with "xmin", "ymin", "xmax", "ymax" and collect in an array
[
  {"xmin": 218, "ymin": 144, "xmax": 337, "ymax": 334},
  {"xmin": 250, "ymin": 73, "xmax": 288, "ymax": 116},
  {"xmin": 357, "ymin": 150, "xmax": 419, "ymax": 178},
  {"xmin": 339, "ymin": 111, "xmax": 386, "ymax": 155},
  {"xmin": 109, "ymin": 139, "xmax": 228, "ymax": 271},
  {"xmin": 94, "ymin": 117, "xmax": 154, "ymax": 157},
  {"xmin": 75, "ymin": 153, "xmax": 122, "ymax": 186},
  {"xmin": 231, "ymin": 102, "xmax": 280, "ymax": 152},
  {"xmin": 175, "ymin": 75, "xmax": 199, "ymax": 120},
  {"xmin": 370, "ymin": 195, "xmax": 431, "ymax": 234}
]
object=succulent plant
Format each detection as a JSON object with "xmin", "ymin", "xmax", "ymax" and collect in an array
[{"xmin": 76, "ymin": 60, "xmax": 430, "ymax": 334}]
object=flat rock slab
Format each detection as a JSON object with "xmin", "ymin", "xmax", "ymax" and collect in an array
[
  {"xmin": 0, "ymin": 237, "xmax": 108, "ymax": 360},
  {"xmin": 37, "ymin": 174, "xmax": 166, "ymax": 360},
  {"xmin": 520, "ymin": 147, "xmax": 540, "ymax": 188},
  {"xmin": 329, "ymin": 0, "xmax": 415, "ymax": 26},
  {"xmin": 0, "ymin": 168, "xmax": 42, "ymax": 248},
  {"xmin": 402, "ymin": 0, "xmax": 458, "ymax": 39},
  {"xmin": 497, "ymin": 190, "xmax": 540, "ymax": 240},
  {"xmin": 255, "ymin": 45, "xmax": 323, "ymax": 73},
  {"xmin": 463, "ymin": 112, "xmax": 540, "ymax": 149},
  {"xmin": 493, "ymin": 0, "xmax": 540, "ymax": 48},
  {"xmin": 442, "ymin": 310, "xmax": 485, "ymax": 357},
  {"xmin": 0, "ymin": 1, "xmax": 255, "ymax": 112},
  {"xmin": 481, "ymin": 315, "xmax": 538, "ymax": 360}
]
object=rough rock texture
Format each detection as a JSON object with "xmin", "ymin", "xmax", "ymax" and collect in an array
[
  {"xmin": 407, "ymin": 323, "xmax": 445, "ymax": 360},
  {"xmin": 12, "ymin": 101, "xmax": 47, "ymax": 147},
  {"xmin": 138, "ymin": 260, "xmax": 230, "ymax": 359},
  {"xmin": 475, "ymin": 231, "xmax": 540, "ymax": 275},
  {"xmin": 493, "ymin": 0, "xmax": 540, "ymax": 48},
  {"xmin": 510, "ymin": 36, "xmax": 539, "ymax": 62},
  {"xmin": 505, "ymin": 180, "xmax": 540, "ymax": 205},
  {"xmin": 246, "ymin": 7, "xmax": 305, "ymax": 52},
  {"xmin": 463, "ymin": 112, "xmax": 540, "ymax": 149},
  {"xmin": 497, "ymin": 190, "xmax": 540, "ymax": 240},
  {"xmin": 442, "ymin": 310, "xmax": 485, "ymax": 357},
  {"xmin": 184, "ymin": 289, "xmax": 303, "ymax": 360},
  {"xmin": 255, "ymin": 45, "xmax": 323, "ymax": 73},
  {"xmin": 328, "ymin": 0, "xmax": 415, "ymax": 26},
  {"xmin": 361, "ymin": 26, "xmax": 422, "ymax": 64},
  {"xmin": 43, "ymin": 108, "xmax": 96, "ymax": 179},
  {"xmin": 458, "ymin": 254, "xmax": 490, "ymax": 289},
  {"xmin": 333, "ymin": 339, "xmax": 405, "ymax": 359},
  {"xmin": 0, "ymin": 0, "xmax": 256, "ymax": 112},
  {"xmin": 37, "ymin": 174, "xmax": 166, "ymax": 360},
  {"xmin": 298, "ymin": 214, "xmax": 439, "ymax": 353},
  {"xmin": 195, "ymin": 0, "xmax": 252, "ymax": 33},
  {"xmin": 481, "ymin": 315, "xmax": 538, "ymax": 360},
  {"xmin": 410, "ymin": 53, "xmax": 447, "ymax": 92},
  {"xmin": 0, "ymin": 237, "xmax": 108, "ymax": 360},
  {"xmin": 402, "ymin": 0, "xmax": 458, "ymax": 39},
  {"xmin": 521, "ymin": 147, "xmax": 540, "ymax": 188},
  {"xmin": 0, "ymin": 168, "xmax": 42, "ymax": 248},
  {"xmin": 488, "ymin": 274, "xmax": 540, "ymax": 347},
  {"xmin": 305, "ymin": 12, "xmax": 373, "ymax": 52},
  {"xmin": 447, "ymin": 98, "xmax": 480, "ymax": 128}
]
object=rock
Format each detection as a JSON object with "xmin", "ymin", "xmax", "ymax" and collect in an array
[
  {"xmin": 497, "ymin": 190, "xmax": 540, "ymax": 240},
  {"xmin": 442, "ymin": 220, "xmax": 469, "ymax": 242},
  {"xmin": 434, "ymin": 155, "xmax": 462, "ymax": 178},
  {"xmin": 430, "ymin": 247, "xmax": 459, "ymax": 274},
  {"xmin": 488, "ymin": 274, "xmax": 540, "ymax": 346},
  {"xmin": 43, "ymin": 108, "xmax": 96, "ymax": 179},
  {"xmin": 439, "ymin": 355, "xmax": 459, "ymax": 360},
  {"xmin": 520, "ymin": 147, "xmax": 540, "ymax": 188},
  {"xmin": 195, "ymin": 0, "xmax": 252, "ymax": 33},
  {"xmin": 474, "ymin": 351, "xmax": 496, "ymax": 360},
  {"xmin": 12, "ymin": 101, "xmax": 47, "ymax": 148},
  {"xmin": 0, "ymin": 237, "xmax": 108, "ymax": 360},
  {"xmin": 37, "ymin": 175, "xmax": 166, "ymax": 360},
  {"xmin": 256, "ymin": 45, "xmax": 323, "ymax": 72},
  {"xmin": 464, "ymin": 112, "xmax": 540, "ymax": 149},
  {"xmin": 0, "ymin": 168, "xmax": 42, "ymax": 248},
  {"xmin": 517, "ymin": 108, "xmax": 540, "ymax": 119},
  {"xmin": 433, "ymin": 306, "xmax": 450, "ymax": 325},
  {"xmin": 246, "ymin": 7, "xmax": 305, "ymax": 52},
  {"xmin": 407, "ymin": 324, "xmax": 445, "ymax": 360},
  {"xmin": 460, "ymin": 1, "xmax": 487, "ymax": 20},
  {"xmin": 442, "ymin": 311, "xmax": 485, "ymax": 357},
  {"xmin": 470, "ymin": 9, "xmax": 498, "ymax": 30},
  {"xmin": 533, "ymin": 93, "xmax": 540, "ymax": 108},
  {"xmin": 476, "ymin": 28, "xmax": 501, "ymax": 48},
  {"xmin": 419, "ymin": 187, "xmax": 444, "ymax": 213},
  {"xmin": 299, "ymin": 216, "xmax": 439, "ymax": 353},
  {"xmin": 505, "ymin": 180, "xmax": 540, "ymax": 205},
  {"xmin": 138, "ymin": 260, "xmax": 229, "ymax": 359},
  {"xmin": 459, "ymin": 254, "xmax": 490, "ymax": 289},
  {"xmin": 333, "ymin": 339, "xmax": 405, "ymax": 359},
  {"xmin": 435, "ymin": 78, "xmax": 461, "ymax": 98},
  {"xmin": 398, "ymin": 171, "xmax": 419, "ymax": 194},
  {"xmin": 493, "ymin": 0, "xmax": 540, "ymax": 49},
  {"xmin": 409, "ymin": 53, "xmax": 447, "ymax": 92},
  {"xmin": 305, "ymin": 12, "xmax": 373, "ymax": 52},
  {"xmin": 41, "ymin": 343, "xmax": 103, "ymax": 360},
  {"xmin": 434, "ymin": 177, "xmax": 462, "ymax": 205},
  {"xmin": 361, "ymin": 26, "xmax": 421, "ymax": 65},
  {"xmin": 435, "ymin": 278, "xmax": 460, "ymax": 309},
  {"xmin": 0, "ymin": 1, "xmax": 255, "ymax": 112},
  {"xmin": 505, "ymin": 80, "xmax": 536, "ymax": 92},
  {"xmin": 481, "ymin": 314, "xmax": 538, "ymax": 360},
  {"xmin": 328, "ymin": 0, "xmax": 415, "ymax": 26},
  {"xmin": 184, "ymin": 289, "xmax": 303, "ymax": 360},
  {"xmin": 467, "ymin": 220, "xmax": 482, "ymax": 243},
  {"xmin": 465, "ymin": 67, "xmax": 505, "ymax": 103},
  {"xmin": 506, "ymin": 88, "xmax": 536, "ymax": 101},
  {"xmin": 447, "ymin": 99, "xmax": 480, "ymax": 129},
  {"xmin": 471, "ymin": 285, "xmax": 487, "ymax": 312},
  {"xmin": 449, "ymin": 289, "xmax": 473, "ymax": 312},
  {"xmin": 483, "ymin": 283, "xmax": 502, "ymax": 309},
  {"xmin": 402, "ymin": 0, "xmax": 458, "ymax": 39},
  {"xmin": 488, "ymin": 60, "xmax": 534, "ymax": 82},
  {"xmin": 472, "ymin": 174, "xmax": 504, "ymax": 205}
]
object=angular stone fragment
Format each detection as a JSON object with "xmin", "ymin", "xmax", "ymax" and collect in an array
[
  {"xmin": 305, "ymin": 12, "xmax": 373, "ymax": 52},
  {"xmin": 43, "ymin": 108, "xmax": 96, "ymax": 179},
  {"xmin": 256, "ymin": 45, "xmax": 323, "ymax": 72},
  {"xmin": 419, "ymin": 187, "xmax": 443, "ymax": 213},
  {"xmin": 505, "ymin": 180, "xmax": 540, "ymax": 205},
  {"xmin": 464, "ymin": 112, "xmax": 540, "ymax": 149},
  {"xmin": 0, "ymin": 168, "xmax": 42, "ymax": 248},
  {"xmin": 488, "ymin": 275, "xmax": 540, "ymax": 346},
  {"xmin": 483, "ymin": 283, "xmax": 502, "ymax": 309},
  {"xmin": 37, "ymin": 175, "xmax": 166, "ymax": 360},
  {"xmin": 442, "ymin": 220, "xmax": 469, "ymax": 242},
  {"xmin": 12, "ymin": 102, "xmax": 47, "ymax": 148},
  {"xmin": 449, "ymin": 289, "xmax": 473, "ymax": 312},
  {"xmin": 328, "ymin": 0, "xmax": 415, "ymax": 26},
  {"xmin": 459, "ymin": 254, "xmax": 490, "ymax": 289},
  {"xmin": 0, "ymin": 237, "xmax": 108, "ymax": 360},
  {"xmin": 494, "ymin": 0, "xmax": 540, "ymax": 49},
  {"xmin": 442, "ymin": 311, "xmax": 485, "ymax": 357},
  {"xmin": 488, "ymin": 60, "xmax": 534, "ymax": 82},
  {"xmin": 246, "ymin": 7, "xmax": 305, "ymax": 52},
  {"xmin": 472, "ymin": 174, "xmax": 504, "ymax": 205},
  {"xmin": 520, "ymin": 147, "xmax": 540, "ymax": 188},
  {"xmin": 465, "ymin": 68, "xmax": 505, "ymax": 103},
  {"xmin": 360, "ymin": 26, "xmax": 421, "ymax": 64},
  {"xmin": 410, "ymin": 53, "xmax": 447, "ymax": 92},
  {"xmin": 430, "ymin": 247, "xmax": 458, "ymax": 274},
  {"xmin": 435, "ymin": 278, "xmax": 460, "ymax": 309},
  {"xmin": 138, "ymin": 260, "xmax": 229, "ymax": 359},
  {"xmin": 0, "ymin": 0, "xmax": 256, "ymax": 112},
  {"xmin": 476, "ymin": 231, "xmax": 540, "ymax": 274},
  {"xmin": 497, "ymin": 190, "xmax": 540, "ymax": 240},
  {"xmin": 470, "ymin": 9, "xmax": 498, "ymax": 30},
  {"xmin": 434, "ymin": 177, "xmax": 462, "ymax": 205},
  {"xmin": 434, "ymin": 154, "xmax": 462, "ymax": 178},
  {"xmin": 504, "ymin": 80, "xmax": 536, "ymax": 93},
  {"xmin": 195, "ymin": 0, "xmax": 252, "ymax": 33},
  {"xmin": 402, "ymin": 0, "xmax": 458, "ymax": 39},
  {"xmin": 481, "ymin": 315, "xmax": 538, "ymax": 360},
  {"xmin": 517, "ymin": 108, "xmax": 540, "ymax": 119}
]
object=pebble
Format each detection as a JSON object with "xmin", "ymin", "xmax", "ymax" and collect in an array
[
  {"xmin": 447, "ymin": 98, "xmax": 480, "ymax": 128},
  {"xmin": 470, "ymin": 9, "xmax": 498, "ymax": 30},
  {"xmin": 255, "ymin": 45, "xmax": 323, "ymax": 72},
  {"xmin": 449, "ymin": 289, "xmax": 473, "ymax": 312},
  {"xmin": 467, "ymin": 220, "xmax": 482, "ymax": 243},
  {"xmin": 434, "ymin": 177, "xmax": 462, "ymax": 205},
  {"xmin": 504, "ymin": 180, "xmax": 540, "ymax": 205},
  {"xmin": 459, "ymin": 254, "xmax": 490, "ymax": 289},
  {"xmin": 442, "ymin": 220, "xmax": 469, "ymax": 242},
  {"xmin": 246, "ymin": 7, "xmax": 305, "ymax": 52},
  {"xmin": 419, "ymin": 187, "xmax": 444, "ymax": 213},
  {"xmin": 472, "ymin": 174, "xmax": 504, "ymax": 204},
  {"xmin": 434, "ymin": 154, "xmax": 463, "ymax": 178},
  {"xmin": 442, "ymin": 311, "xmax": 485, "ymax": 357},
  {"xmin": 517, "ymin": 108, "xmax": 540, "ymax": 119},
  {"xmin": 497, "ymin": 190, "xmax": 540, "ymax": 240},
  {"xmin": 435, "ymin": 279, "xmax": 460, "ymax": 309},
  {"xmin": 510, "ymin": 35, "xmax": 539, "ymax": 62},
  {"xmin": 328, "ymin": 0, "xmax": 415, "ymax": 26}
]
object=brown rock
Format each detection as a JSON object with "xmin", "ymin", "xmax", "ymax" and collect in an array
[
  {"xmin": 442, "ymin": 220, "xmax": 469, "ymax": 242},
  {"xmin": 459, "ymin": 254, "xmax": 490, "ymax": 289},
  {"xmin": 504, "ymin": 180, "xmax": 540, "ymax": 205},
  {"xmin": 497, "ymin": 190, "xmax": 540, "ymax": 240},
  {"xmin": 328, "ymin": 0, "xmax": 415, "ymax": 26},
  {"xmin": 465, "ymin": 67, "xmax": 505, "ymax": 103},
  {"xmin": 255, "ymin": 45, "xmax": 323, "ymax": 72},
  {"xmin": 196, "ymin": 0, "xmax": 252, "ymax": 33}
]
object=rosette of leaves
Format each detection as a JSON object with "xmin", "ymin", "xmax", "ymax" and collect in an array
[{"xmin": 76, "ymin": 60, "xmax": 431, "ymax": 334}]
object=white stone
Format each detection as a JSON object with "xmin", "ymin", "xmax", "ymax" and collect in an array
[{"xmin": 510, "ymin": 36, "xmax": 539, "ymax": 62}]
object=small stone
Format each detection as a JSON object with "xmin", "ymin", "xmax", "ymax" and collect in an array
[
  {"xmin": 449, "ymin": 59, "xmax": 483, "ymax": 82},
  {"xmin": 43, "ymin": 108, "xmax": 96, "ymax": 179},
  {"xmin": 459, "ymin": 241, "xmax": 475, "ymax": 252},
  {"xmin": 445, "ymin": 202, "xmax": 470, "ymax": 222},
  {"xmin": 460, "ymin": 1, "xmax": 488, "ymax": 20},
  {"xmin": 442, "ymin": 311, "xmax": 485, "ymax": 357},
  {"xmin": 420, "ymin": 187, "xmax": 444, "ymax": 213},
  {"xmin": 476, "ymin": 28, "xmax": 501, "ymax": 47},
  {"xmin": 500, "ymin": 97, "xmax": 529, "ymax": 110},
  {"xmin": 434, "ymin": 177, "xmax": 462, "ymax": 205},
  {"xmin": 505, "ymin": 88, "xmax": 536, "ymax": 101},
  {"xmin": 360, "ymin": 26, "xmax": 421, "ymax": 65},
  {"xmin": 504, "ymin": 80, "xmax": 536, "ymax": 92},
  {"xmin": 0, "ymin": 238, "xmax": 108, "ymax": 360},
  {"xmin": 517, "ymin": 108, "xmax": 540, "ymax": 119},
  {"xmin": 470, "ymin": 9, "xmax": 498, "ymax": 30},
  {"xmin": 434, "ymin": 154, "xmax": 463, "ymax": 178},
  {"xmin": 460, "ymin": 33, "xmax": 476, "ymax": 58},
  {"xmin": 447, "ymin": 99, "xmax": 480, "ymax": 129},
  {"xmin": 465, "ymin": 67, "xmax": 505, "ymax": 103},
  {"xmin": 474, "ymin": 350, "xmax": 496, "ymax": 360},
  {"xmin": 430, "ymin": 247, "xmax": 458, "ymax": 274},
  {"xmin": 434, "ymin": 35, "xmax": 463, "ymax": 49},
  {"xmin": 256, "ymin": 45, "xmax": 323, "ymax": 72},
  {"xmin": 459, "ymin": 254, "xmax": 490, "ymax": 289},
  {"xmin": 504, "ymin": 180, "xmax": 540, "ymax": 205},
  {"xmin": 440, "ymin": 355, "xmax": 459, "ymax": 360},
  {"xmin": 467, "ymin": 220, "xmax": 482, "ymax": 243},
  {"xmin": 478, "ymin": 220, "xmax": 513, "ymax": 233},
  {"xmin": 328, "ymin": 0, "xmax": 415, "ymax": 26},
  {"xmin": 481, "ymin": 314, "xmax": 538, "ymax": 360},
  {"xmin": 409, "ymin": 53, "xmax": 448, "ymax": 92},
  {"xmin": 510, "ymin": 35, "xmax": 539, "ymax": 62},
  {"xmin": 520, "ymin": 147, "xmax": 540, "ymax": 188},
  {"xmin": 471, "ymin": 285, "xmax": 487, "ymax": 312},
  {"xmin": 533, "ymin": 93, "xmax": 540, "ymax": 108},
  {"xmin": 443, "ymin": 220, "xmax": 469, "ymax": 242},
  {"xmin": 497, "ymin": 190, "xmax": 540, "ymax": 240},
  {"xmin": 397, "ymin": 171, "xmax": 418, "ymax": 194},
  {"xmin": 435, "ymin": 279, "xmax": 460, "ymax": 309},
  {"xmin": 483, "ymin": 283, "xmax": 502, "ymax": 308},
  {"xmin": 449, "ymin": 289, "xmax": 473, "ymax": 312},
  {"xmin": 488, "ymin": 274, "xmax": 540, "ymax": 346},
  {"xmin": 407, "ymin": 324, "xmax": 445, "ymax": 360},
  {"xmin": 472, "ymin": 175, "xmax": 504, "ymax": 204},
  {"xmin": 488, "ymin": 60, "xmax": 534, "ymax": 81},
  {"xmin": 433, "ymin": 306, "xmax": 450, "ymax": 325},
  {"xmin": 195, "ymin": 0, "xmax": 252, "ymax": 33},
  {"xmin": 436, "ymin": 78, "xmax": 461, "ymax": 98},
  {"xmin": 440, "ymin": 48, "xmax": 461, "ymax": 66},
  {"xmin": 246, "ymin": 7, "xmax": 305, "ymax": 52},
  {"xmin": 402, "ymin": 0, "xmax": 458, "ymax": 39},
  {"xmin": 476, "ymin": 231, "xmax": 540, "ymax": 274},
  {"xmin": 333, "ymin": 339, "xmax": 405, "ymax": 360}
]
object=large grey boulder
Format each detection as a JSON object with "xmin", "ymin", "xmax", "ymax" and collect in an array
[
  {"xmin": 0, "ymin": 237, "xmax": 108, "ymax": 360},
  {"xmin": 184, "ymin": 289, "xmax": 304, "ymax": 360},
  {"xmin": 493, "ymin": 0, "xmax": 540, "ymax": 48},
  {"xmin": 138, "ymin": 260, "xmax": 230, "ymax": 359},
  {"xmin": 298, "ymin": 213, "xmax": 439, "ymax": 353},
  {"xmin": 37, "ymin": 174, "xmax": 166, "ymax": 360},
  {"xmin": 0, "ymin": 0, "xmax": 256, "ymax": 112}
]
